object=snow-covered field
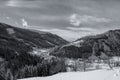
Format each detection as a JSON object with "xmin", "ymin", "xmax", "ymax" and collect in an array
[{"xmin": 19, "ymin": 68, "xmax": 120, "ymax": 80}]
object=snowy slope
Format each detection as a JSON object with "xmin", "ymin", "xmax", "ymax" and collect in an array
[{"xmin": 19, "ymin": 68, "xmax": 120, "ymax": 80}]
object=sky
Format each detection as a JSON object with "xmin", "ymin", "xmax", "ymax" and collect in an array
[{"xmin": 0, "ymin": 0, "xmax": 120, "ymax": 41}]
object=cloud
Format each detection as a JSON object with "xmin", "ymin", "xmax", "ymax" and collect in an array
[
  {"xmin": 36, "ymin": 15, "xmax": 67, "ymax": 21},
  {"xmin": 69, "ymin": 14, "xmax": 80, "ymax": 26},
  {"xmin": 69, "ymin": 13, "xmax": 111, "ymax": 26},
  {"xmin": 67, "ymin": 27, "xmax": 96, "ymax": 32},
  {"xmin": 6, "ymin": 17, "xmax": 10, "ymax": 20},
  {"xmin": 21, "ymin": 18, "xmax": 28, "ymax": 28},
  {"xmin": 5, "ymin": 0, "xmax": 42, "ymax": 8},
  {"xmin": 6, "ymin": 0, "xmax": 19, "ymax": 7}
]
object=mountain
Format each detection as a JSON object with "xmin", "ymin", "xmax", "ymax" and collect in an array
[
  {"xmin": 50, "ymin": 29, "xmax": 120, "ymax": 58},
  {"xmin": 0, "ymin": 22, "xmax": 68, "ymax": 58},
  {"xmin": 0, "ymin": 22, "xmax": 68, "ymax": 79}
]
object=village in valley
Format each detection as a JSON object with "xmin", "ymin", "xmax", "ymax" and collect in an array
[
  {"xmin": 65, "ymin": 55, "xmax": 120, "ymax": 72},
  {"xmin": 65, "ymin": 42, "xmax": 120, "ymax": 72}
]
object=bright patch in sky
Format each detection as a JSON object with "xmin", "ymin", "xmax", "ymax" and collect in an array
[
  {"xmin": 67, "ymin": 27, "xmax": 96, "ymax": 32},
  {"xmin": 6, "ymin": 0, "xmax": 19, "ymax": 7},
  {"xmin": 40, "ymin": 28, "xmax": 97, "ymax": 41},
  {"xmin": 69, "ymin": 13, "xmax": 111, "ymax": 27}
]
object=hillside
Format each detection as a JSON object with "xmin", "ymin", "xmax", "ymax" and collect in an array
[
  {"xmin": 0, "ymin": 22, "xmax": 68, "ymax": 80},
  {"xmin": 50, "ymin": 29, "xmax": 120, "ymax": 58},
  {"xmin": 0, "ymin": 22, "xmax": 68, "ymax": 48},
  {"xmin": 0, "ymin": 22, "xmax": 68, "ymax": 60}
]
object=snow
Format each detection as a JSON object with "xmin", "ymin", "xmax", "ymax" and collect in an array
[
  {"xmin": 71, "ymin": 40, "xmax": 83, "ymax": 47},
  {"xmin": 29, "ymin": 48, "xmax": 51, "ymax": 57},
  {"xmin": 18, "ymin": 68, "xmax": 120, "ymax": 80},
  {"xmin": 46, "ymin": 41, "xmax": 54, "ymax": 46},
  {"xmin": 63, "ymin": 40, "xmax": 84, "ymax": 47}
]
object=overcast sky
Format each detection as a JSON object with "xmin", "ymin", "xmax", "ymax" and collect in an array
[{"xmin": 0, "ymin": 0, "xmax": 120, "ymax": 41}]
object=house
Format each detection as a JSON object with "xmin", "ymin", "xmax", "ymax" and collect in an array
[
  {"xmin": 99, "ymin": 52, "xmax": 109, "ymax": 60},
  {"xmin": 88, "ymin": 55, "xmax": 99, "ymax": 63},
  {"xmin": 65, "ymin": 58, "xmax": 86, "ymax": 72},
  {"xmin": 99, "ymin": 52, "xmax": 109, "ymax": 63},
  {"xmin": 65, "ymin": 59, "xmax": 76, "ymax": 72},
  {"xmin": 88, "ymin": 52, "xmax": 110, "ymax": 69},
  {"xmin": 110, "ymin": 56, "xmax": 120, "ymax": 67}
]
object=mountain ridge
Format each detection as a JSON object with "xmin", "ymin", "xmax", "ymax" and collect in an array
[
  {"xmin": 50, "ymin": 29, "xmax": 120, "ymax": 58},
  {"xmin": 0, "ymin": 22, "xmax": 68, "ymax": 57}
]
